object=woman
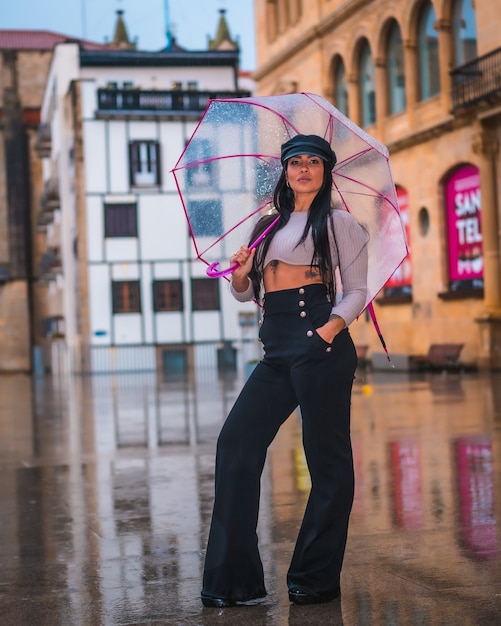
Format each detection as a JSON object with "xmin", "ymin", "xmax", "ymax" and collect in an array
[{"xmin": 201, "ymin": 134, "xmax": 369, "ymax": 608}]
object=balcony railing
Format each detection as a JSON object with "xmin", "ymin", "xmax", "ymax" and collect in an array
[
  {"xmin": 35, "ymin": 123, "xmax": 52, "ymax": 158},
  {"xmin": 97, "ymin": 88, "xmax": 251, "ymax": 114},
  {"xmin": 38, "ymin": 247, "xmax": 62, "ymax": 283},
  {"xmin": 450, "ymin": 47, "xmax": 501, "ymax": 112},
  {"xmin": 40, "ymin": 177, "xmax": 60, "ymax": 213}
]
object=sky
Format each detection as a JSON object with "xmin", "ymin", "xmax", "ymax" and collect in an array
[{"xmin": 1, "ymin": 0, "xmax": 257, "ymax": 70}]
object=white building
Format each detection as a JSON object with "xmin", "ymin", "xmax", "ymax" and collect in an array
[{"xmin": 38, "ymin": 12, "xmax": 257, "ymax": 375}]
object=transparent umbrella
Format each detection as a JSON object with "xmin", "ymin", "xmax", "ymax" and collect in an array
[{"xmin": 172, "ymin": 92, "xmax": 408, "ymax": 357}]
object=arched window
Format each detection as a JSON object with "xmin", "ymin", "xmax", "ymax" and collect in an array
[
  {"xmin": 334, "ymin": 58, "xmax": 349, "ymax": 116},
  {"xmin": 452, "ymin": 0, "xmax": 477, "ymax": 67},
  {"xmin": 387, "ymin": 21, "xmax": 406, "ymax": 114},
  {"xmin": 288, "ymin": 0, "xmax": 302, "ymax": 25},
  {"xmin": 359, "ymin": 41, "xmax": 376, "ymax": 127},
  {"xmin": 418, "ymin": 1, "xmax": 440, "ymax": 100},
  {"xmin": 279, "ymin": 0, "xmax": 290, "ymax": 30},
  {"xmin": 266, "ymin": 0, "xmax": 279, "ymax": 42}
]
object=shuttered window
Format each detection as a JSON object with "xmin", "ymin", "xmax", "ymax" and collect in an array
[
  {"xmin": 104, "ymin": 203, "xmax": 137, "ymax": 237},
  {"xmin": 112, "ymin": 280, "xmax": 141, "ymax": 313},
  {"xmin": 191, "ymin": 278, "xmax": 220, "ymax": 311},
  {"xmin": 129, "ymin": 141, "xmax": 161, "ymax": 187},
  {"xmin": 153, "ymin": 280, "xmax": 184, "ymax": 312}
]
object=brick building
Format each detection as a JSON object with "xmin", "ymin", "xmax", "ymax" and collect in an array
[
  {"xmin": 0, "ymin": 30, "xmax": 107, "ymax": 372},
  {"xmin": 253, "ymin": 0, "xmax": 501, "ymax": 369}
]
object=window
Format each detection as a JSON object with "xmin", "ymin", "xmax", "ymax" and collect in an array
[
  {"xmin": 153, "ymin": 279, "xmax": 184, "ymax": 312},
  {"xmin": 418, "ymin": 207, "xmax": 430, "ymax": 236},
  {"xmin": 191, "ymin": 278, "xmax": 220, "ymax": 311},
  {"xmin": 452, "ymin": 0, "xmax": 477, "ymax": 67},
  {"xmin": 418, "ymin": 1, "xmax": 440, "ymax": 100},
  {"xmin": 129, "ymin": 140, "xmax": 161, "ymax": 187},
  {"xmin": 334, "ymin": 58, "xmax": 349, "ymax": 117},
  {"xmin": 112, "ymin": 280, "xmax": 141, "ymax": 313},
  {"xmin": 41, "ymin": 315, "xmax": 65, "ymax": 338},
  {"xmin": 187, "ymin": 199, "xmax": 223, "ymax": 237},
  {"xmin": 359, "ymin": 40, "xmax": 376, "ymax": 127},
  {"xmin": 387, "ymin": 21, "xmax": 406, "ymax": 114},
  {"xmin": 186, "ymin": 138, "xmax": 214, "ymax": 188},
  {"xmin": 256, "ymin": 158, "xmax": 282, "ymax": 199},
  {"xmin": 266, "ymin": 0, "xmax": 279, "ymax": 42},
  {"xmin": 288, "ymin": 0, "xmax": 302, "ymax": 25},
  {"xmin": 187, "ymin": 81, "xmax": 199, "ymax": 91},
  {"xmin": 104, "ymin": 203, "xmax": 137, "ymax": 237}
]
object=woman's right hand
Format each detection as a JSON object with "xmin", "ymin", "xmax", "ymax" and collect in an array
[{"xmin": 230, "ymin": 246, "xmax": 255, "ymax": 290}]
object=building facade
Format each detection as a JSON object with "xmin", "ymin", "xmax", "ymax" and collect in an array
[
  {"xmin": 37, "ymin": 13, "xmax": 255, "ymax": 375},
  {"xmin": 253, "ymin": 0, "xmax": 501, "ymax": 369}
]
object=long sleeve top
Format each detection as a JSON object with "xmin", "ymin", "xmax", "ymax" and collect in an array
[{"xmin": 229, "ymin": 209, "xmax": 369, "ymax": 326}]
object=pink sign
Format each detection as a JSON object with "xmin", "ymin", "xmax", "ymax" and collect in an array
[
  {"xmin": 386, "ymin": 186, "xmax": 412, "ymax": 288},
  {"xmin": 445, "ymin": 165, "xmax": 483, "ymax": 282}
]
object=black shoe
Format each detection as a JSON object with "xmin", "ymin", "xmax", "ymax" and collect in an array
[
  {"xmin": 201, "ymin": 591, "xmax": 266, "ymax": 608},
  {"xmin": 201, "ymin": 593, "xmax": 235, "ymax": 608},
  {"xmin": 288, "ymin": 585, "xmax": 341, "ymax": 605}
]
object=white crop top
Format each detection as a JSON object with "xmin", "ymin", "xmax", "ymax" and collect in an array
[{"xmin": 230, "ymin": 209, "xmax": 369, "ymax": 326}]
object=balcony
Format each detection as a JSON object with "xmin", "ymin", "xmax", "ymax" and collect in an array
[
  {"xmin": 37, "ymin": 177, "xmax": 60, "ymax": 231},
  {"xmin": 96, "ymin": 88, "xmax": 251, "ymax": 116},
  {"xmin": 35, "ymin": 123, "xmax": 52, "ymax": 158},
  {"xmin": 38, "ymin": 247, "xmax": 62, "ymax": 283},
  {"xmin": 37, "ymin": 210, "xmax": 54, "ymax": 233},
  {"xmin": 40, "ymin": 177, "xmax": 60, "ymax": 213},
  {"xmin": 450, "ymin": 47, "xmax": 501, "ymax": 112}
]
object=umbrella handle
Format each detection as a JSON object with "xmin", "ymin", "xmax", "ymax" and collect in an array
[
  {"xmin": 206, "ymin": 261, "xmax": 239, "ymax": 278},
  {"xmin": 205, "ymin": 215, "xmax": 281, "ymax": 278}
]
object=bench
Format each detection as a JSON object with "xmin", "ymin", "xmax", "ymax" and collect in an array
[{"xmin": 409, "ymin": 343, "xmax": 464, "ymax": 372}]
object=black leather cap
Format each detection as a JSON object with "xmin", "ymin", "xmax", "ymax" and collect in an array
[{"xmin": 280, "ymin": 134, "xmax": 337, "ymax": 168}]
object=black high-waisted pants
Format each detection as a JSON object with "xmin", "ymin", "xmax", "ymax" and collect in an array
[{"xmin": 202, "ymin": 284, "xmax": 357, "ymax": 601}]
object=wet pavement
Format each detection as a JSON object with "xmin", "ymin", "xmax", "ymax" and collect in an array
[{"xmin": 0, "ymin": 366, "xmax": 500, "ymax": 625}]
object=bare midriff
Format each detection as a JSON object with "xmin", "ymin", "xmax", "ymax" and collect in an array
[{"xmin": 263, "ymin": 260, "xmax": 324, "ymax": 292}]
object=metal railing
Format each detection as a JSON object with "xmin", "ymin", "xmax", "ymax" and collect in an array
[
  {"xmin": 86, "ymin": 339, "xmax": 261, "ymax": 377},
  {"xmin": 38, "ymin": 247, "xmax": 62, "ymax": 282},
  {"xmin": 97, "ymin": 89, "xmax": 251, "ymax": 114},
  {"xmin": 450, "ymin": 47, "xmax": 501, "ymax": 112},
  {"xmin": 35, "ymin": 123, "xmax": 52, "ymax": 158},
  {"xmin": 39, "ymin": 177, "xmax": 60, "ymax": 213}
]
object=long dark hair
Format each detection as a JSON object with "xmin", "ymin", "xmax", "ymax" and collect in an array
[{"xmin": 248, "ymin": 161, "xmax": 338, "ymax": 302}]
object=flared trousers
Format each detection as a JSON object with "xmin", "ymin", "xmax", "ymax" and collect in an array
[{"xmin": 202, "ymin": 284, "xmax": 357, "ymax": 601}]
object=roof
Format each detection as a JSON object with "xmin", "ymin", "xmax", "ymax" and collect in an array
[
  {"xmin": 0, "ymin": 29, "xmax": 108, "ymax": 51},
  {"xmin": 79, "ymin": 48, "xmax": 240, "ymax": 68},
  {"xmin": 162, "ymin": 37, "xmax": 187, "ymax": 53}
]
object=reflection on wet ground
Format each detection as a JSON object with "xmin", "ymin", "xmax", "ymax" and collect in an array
[{"xmin": 0, "ymin": 368, "xmax": 500, "ymax": 625}]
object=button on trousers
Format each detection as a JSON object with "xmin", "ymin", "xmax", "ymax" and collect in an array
[{"xmin": 202, "ymin": 284, "xmax": 358, "ymax": 601}]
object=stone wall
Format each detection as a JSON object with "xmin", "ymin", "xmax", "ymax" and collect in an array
[
  {"xmin": 253, "ymin": 0, "xmax": 501, "ymax": 368},
  {"xmin": 0, "ymin": 49, "xmax": 53, "ymax": 372}
]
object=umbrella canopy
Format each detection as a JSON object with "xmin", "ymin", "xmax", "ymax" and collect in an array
[{"xmin": 172, "ymin": 92, "xmax": 407, "ymax": 310}]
